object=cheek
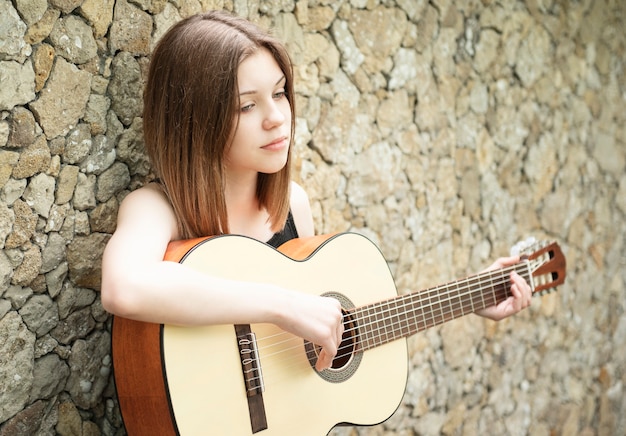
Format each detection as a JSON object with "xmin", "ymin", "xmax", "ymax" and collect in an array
[{"xmin": 280, "ymin": 101, "xmax": 293, "ymax": 130}]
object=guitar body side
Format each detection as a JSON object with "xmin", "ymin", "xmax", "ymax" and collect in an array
[
  {"xmin": 113, "ymin": 233, "xmax": 409, "ymax": 435},
  {"xmin": 112, "ymin": 318, "xmax": 177, "ymax": 435}
]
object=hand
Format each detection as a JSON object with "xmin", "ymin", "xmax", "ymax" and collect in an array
[
  {"xmin": 475, "ymin": 256, "xmax": 532, "ymax": 321},
  {"xmin": 276, "ymin": 293, "xmax": 344, "ymax": 371}
]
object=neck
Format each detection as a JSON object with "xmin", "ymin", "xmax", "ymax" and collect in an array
[
  {"xmin": 347, "ymin": 262, "xmax": 532, "ymax": 351},
  {"xmin": 224, "ymin": 174, "xmax": 274, "ymax": 240}
]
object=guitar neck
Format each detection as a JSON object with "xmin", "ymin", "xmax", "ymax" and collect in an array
[{"xmin": 350, "ymin": 262, "xmax": 533, "ymax": 351}]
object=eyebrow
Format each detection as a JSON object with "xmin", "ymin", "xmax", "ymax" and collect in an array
[{"xmin": 239, "ymin": 75, "xmax": 286, "ymax": 97}]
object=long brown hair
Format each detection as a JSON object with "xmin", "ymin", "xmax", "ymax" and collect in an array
[{"xmin": 143, "ymin": 11, "xmax": 295, "ymax": 239}]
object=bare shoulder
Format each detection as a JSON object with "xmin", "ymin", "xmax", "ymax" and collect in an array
[
  {"xmin": 289, "ymin": 181, "xmax": 314, "ymax": 237},
  {"xmin": 105, "ymin": 183, "xmax": 179, "ymax": 261}
]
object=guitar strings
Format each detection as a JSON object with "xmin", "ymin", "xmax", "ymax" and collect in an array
[
  {"xmin": 241, "ymin": 263, "xmax": 532, "ymax": 390},
  {"xmin": 349, "ymin": 265, "xmax": 533, "ymax": 348},
  {"xmin": 254, "ymin": 263, "xmax": 527, "ymax": 364},
  {"xmin": 243, "ymin": 274, "xmax": 519, "ymax": 391}
]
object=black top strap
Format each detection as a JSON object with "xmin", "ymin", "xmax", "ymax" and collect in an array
[{"xmin": 266, "ymin": 211, "xmax": 299, "ymax": 248}]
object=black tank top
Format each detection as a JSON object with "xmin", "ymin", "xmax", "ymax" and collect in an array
[{"xmin": 266, "ymin": 212, "xmax": 299, "ymax": 248}]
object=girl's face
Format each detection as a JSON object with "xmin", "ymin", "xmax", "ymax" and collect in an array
[{"xmin": 225, "ymin": 47, "xmax": 292, "ymax": 180}]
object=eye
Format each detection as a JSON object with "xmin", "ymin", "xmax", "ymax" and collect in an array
[
  {"xmin": 240, "ymin": 103, "xmax": 255, "ymax": 113},
  {"xmin": 273, "ymin": 89, "xmax": 287, "ymax": 100}
]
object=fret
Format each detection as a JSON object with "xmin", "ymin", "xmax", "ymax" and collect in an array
[
  {"xmin": 356, "ymin": 306, "xmax": 377, "ymax": 350},
  {"xmin": 389, "ymin": 299, "xmax": 401, "ymax": 340},
  {"xmin": 479, "ymin": 275, "xmax": 487, "ymax": 310},
  {"xmin": 381, "ymin": 300, "xmax": 392, "ymax": 343},
  {"xmin": 437, "ymin": 288, "xmax": 446, "ymax": 324},
  {"xmin": 418, "ymin": 292, "xmax": 429, "ymax": 332},
  {"xmin": 490, "ymin": 271, "xmax": 498, "ymax": 307},
  {"xmin": 408, "ymin": 294, "xmax": 422, "ymax": 336},
  {"xmin": 456, "ymin": 279, "xmax": 465, "ymax": 317},
  {"xmin": 467, "ymin": 276, "xmax": 475, "ymax": 312},
  {"xmin": 376, "ymin": 303, "xmax": 387, "ymax": 344}
]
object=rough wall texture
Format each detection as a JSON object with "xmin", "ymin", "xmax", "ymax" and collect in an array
[{"xmin": 0, "ymin": 0, "xmax": 625, "ymax": 435}]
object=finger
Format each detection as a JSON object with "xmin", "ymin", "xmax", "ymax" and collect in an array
[
  {"xmin": 510, "ymin": 272, "xmax": 531, "ymax": 310},
  {"xmin": 315, "ymin": 348, "xmax": 334, "ymax": 371},
  {"xmin": 512, "ymin": 272, "xmax": 532, "ymax": 306},
  {"xmin": 497, "ymin": 255, "xmax": 521, "ymax": 269},
  {"xmin": 337, "ymin": 317, "xmax": 345, "ymax": 343}
]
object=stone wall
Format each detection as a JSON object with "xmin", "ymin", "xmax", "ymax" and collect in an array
[{"xmin": 1, "ymin": 0, "xmax": 624, "ymax": 435}]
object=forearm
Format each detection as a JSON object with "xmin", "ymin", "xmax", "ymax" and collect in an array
[{"xmin": 101, "ymin": 259, "xmax": 287, "ymax": 327}]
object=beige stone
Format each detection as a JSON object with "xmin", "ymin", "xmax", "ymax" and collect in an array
[{"xmin": 12, "ymin": 136, "xmax": 51, "ymax": 179}]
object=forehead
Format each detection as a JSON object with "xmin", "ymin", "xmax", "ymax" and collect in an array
[{"xmin": 237, "ymin": 47, "xmax": 285, "ymax": 91}]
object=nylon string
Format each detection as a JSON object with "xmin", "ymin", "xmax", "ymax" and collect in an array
[{"xmin": 239, "ymin": 262, "xmax": 532, "ymax": 392}]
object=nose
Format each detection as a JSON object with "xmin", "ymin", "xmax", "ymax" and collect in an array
[{"xmin": 262, "ymin": 100, "xmax": 287, "ymax": 130}]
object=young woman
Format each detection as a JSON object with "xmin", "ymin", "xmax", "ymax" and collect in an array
[{"xmin": 101, "ymin": 11, "xmax": 532, "ymax": 373}]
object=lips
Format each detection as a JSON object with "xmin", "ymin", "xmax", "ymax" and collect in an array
[{"xmin": 262, "ymin": 136, "xmax": 289, "ymax": 150}]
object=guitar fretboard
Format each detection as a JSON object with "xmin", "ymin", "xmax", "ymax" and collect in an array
[{"xmin": 350, "ymin": 262, "xmax": 533, "ymax": 351}]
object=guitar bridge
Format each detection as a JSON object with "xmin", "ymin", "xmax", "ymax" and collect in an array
[
  {"xmin": 234, "ymin": 324, "xmax": 268, "ymax": 433},
  {"xmin": 237, "ymin": 330, "xmax": 264, "ymax": 396}
]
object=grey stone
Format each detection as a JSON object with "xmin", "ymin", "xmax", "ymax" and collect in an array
[
  {"xmin": 45, "ymin": 262, "xmax": 68, "ymax": 299},
  {"xmin": 96, "ymin": 161, "xmax": 130, "ymax": 202},
  {"xmin": 51, "ymin": 306, "xmax": 95, "ymax": 344},
  {"xmin": 45, "ymin": 203, "xmax": 70, "ymax": 233},
  {"xmin": 116, "ymin": 117, "xmax": 150, "ymax": 177},
  {"xmin": 65, "ymin": 331, "xmax": 111, "ymax": 409},
  {"xmin": 330, "ymin": 20, "xmax": 363, "ymax": 75},
  {"xmin": 22, "ymin": 173, "xmax": 55, "ymax": 218},
  {"xmin": 0, "ymin": 60, "xmax": 36, "ymax": 111},
  {"xmin": 66, "ymin": 233, "xmax": 109, "ymax": 290},
  {"xmin": 29, "ymin": 58, "xmax": 92, "ymax": 139},
  {"xmin": 80, "ymin": 134, "xmax": 116, "ymax": 175},
  {"xmin": 63, "ymin": 124, "xmax": 92, "ymax": 165},
  {"xmin": 30, "ymin": 353, "xmax": 69, "ymax": 400},
  {"xmin": 0, "ymin": 311, "xmax": 35, "ymax": 423},
  {"xmin": 108, "ymin": 51, "xmax": 143, "ymax": 126},
  {"xmin": 56, "ymin": 284, "xmax": 96, "ymax": 320},
  {"xmin": 41, "ymin": 232, "xmax": 66, "ymax": 273},
  {"xmin": 0, "ymin": 204, "xmax": 14, "ymax": 250},
  {"xmin": 72, "ymin": 173, "xmax": 96, "ymax": 211},
  {"xmin": 0, "ymin": 1, "xmax": 29, "ymax": 61},
  {"xmin": 49, "ymin": 15, "xmax": 99, "ymax": 65},
  {"xmin": 14, "ymin": 0, "xmax": 47, "ymax": 25},
  {"xmin": 84, "ymin": 93, "xmax": 111, "ymax": 135},
  {"xmin": 1, "ymin": 178, "xmax": 27, "ymax": 205},
  {"xmin": 19, "ymin": 294, "xmax": 59, "ymax": 337}
]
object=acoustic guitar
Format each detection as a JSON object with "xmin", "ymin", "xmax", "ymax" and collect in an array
[{"xmin": 112, "ymin": 232, "xmax": 565, "ymax": 435}]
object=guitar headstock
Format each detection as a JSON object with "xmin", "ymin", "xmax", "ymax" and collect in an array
[{"xmin": 511, "ymin": 237, "xmax": 567, "ymax": 295}]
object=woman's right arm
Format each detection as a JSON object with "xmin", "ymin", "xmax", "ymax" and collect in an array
[{"xmin": 100, "ymin": 185, "xmax": 343, "ymax": 370}]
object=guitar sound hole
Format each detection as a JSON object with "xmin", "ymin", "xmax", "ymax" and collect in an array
[{"xmin": 305, "ymin": 293, "xmax": 362, "ymax": 383}]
